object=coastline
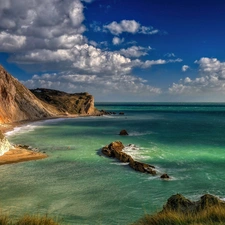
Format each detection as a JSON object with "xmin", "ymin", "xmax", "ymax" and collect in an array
[
  {"xmin": 0, "ymin": 147, "xmax": 47, "ymax": 165},
  {"xmin": 0, "ymin": 113, "xmax": 98, "ymax": 166}
]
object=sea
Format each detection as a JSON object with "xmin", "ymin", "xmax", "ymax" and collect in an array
[{"xmin": 2, "ymin": 102, "xmax": 225, "ymax": 225}]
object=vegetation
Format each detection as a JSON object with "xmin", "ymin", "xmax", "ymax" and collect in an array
[
  {"xmin": 132, "ymin": 194, "xmax": 225, "ymax": 225},
  {"xmin": 0, "ymin": 214, "xmax": 61, "ymax": 225}
]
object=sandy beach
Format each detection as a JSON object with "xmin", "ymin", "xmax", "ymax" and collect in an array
[
  {"xmin": 0, "ymin": 146, "xmax": 47, "ymax": 165},
  {"xmin": 0, "ymin": 114, "xmax": 91, "ymax": 166},
  {"xmin": 0, "ymin": 120, "xmax": 49, "ymax": 166}
]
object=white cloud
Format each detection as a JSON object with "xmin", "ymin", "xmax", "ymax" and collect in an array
[
  {"xmin": 169, "ymin": 57, "xmax": 225, "ymax": 95},
  {"xmin": 112, "ymin": 37, "xmax": 124, "ymax": 45},
  {"xmin": 0, "ymin": 0, "xmax": 181, "ymax": 99},
  {"xmin": 0, "ymin": 0, "xmax": 87, "ymax": 53},
  {"xmin": 117, "ymin": 46, "xmax": 151, "ymax": 58},
  {"xmin": 22, "ymin": 73, "xmax": 162, "ymax": 99},
  {"xmin": 0, "ymin": 32, "xmax": 26, "ymax": 52},
  {"xmin": 182, "ymin": 65, "xmax": 190, "ymax": 72},
  {"xmin": 104, "ymin": 20, "xmax": 159, "ymax": 36}
]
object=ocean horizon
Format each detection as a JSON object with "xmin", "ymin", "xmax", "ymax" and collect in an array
[{"xmin": 2, "ymin": 102, "xmax": 225, "ymax": 224}]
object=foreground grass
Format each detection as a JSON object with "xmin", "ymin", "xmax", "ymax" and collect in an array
[
  {"xmin": 132, "ymin": 205, "xmax": 225, "ymax": 225},
  {"xmin": 0, "ymin": 214, "xmax": 61, "ymax": 225}
]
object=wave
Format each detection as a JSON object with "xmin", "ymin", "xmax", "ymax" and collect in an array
[
  {"xmin": 123, "ymin": 144, "xmax": 151, "ymax": 161},
  {"xmin": 129, "ymin": 131, "xmax": 153, "ymax": 136},
  {"xmin": 5, "ymin": 118, "xmax": 68, "ymax": 137}
]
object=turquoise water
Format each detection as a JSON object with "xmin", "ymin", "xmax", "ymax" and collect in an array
[{"xmin": 2, "ymin": 103, "xmax": 225, "ymax": 224}]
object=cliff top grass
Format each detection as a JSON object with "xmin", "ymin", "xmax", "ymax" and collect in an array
[
  {"xmin": 0, "ymin": 214, "xmax": 61, "ymax": 225},
  {"xmin": 132, "ymin": 194, "xmax": 225, "ymax": 225}
]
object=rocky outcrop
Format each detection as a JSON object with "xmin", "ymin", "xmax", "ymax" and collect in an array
[
  {"xmin": 163, "ymin": 193, "xmax": 225, "ymax": 213},
  {"xmin": 0, "ymin": 131, "xmax": 11, "ymax": 156},
  {"xmin": 161, "ymin": 173, "xmax": 170, "ymax": 179},
  {"xmin": 129, "ymin": 158, "xmax": 156, "ymax": 175},
  {"xmin": 0, "ymin": 65, "xmax": 54, "ymax": 123},
  {"xmin": 0, "ymin": 65, "xmax": 99, "ymax": 124},
  {"xmin": 30, "ymin": 88, "xmax": 99, "ymax": 115},
  {"xmin": 119, "ymin": 130, "xmax": 128, "ymax": 135},
  {"xmin": 102, "ymin": 141, "xmax": 156, "ymax": 175}
]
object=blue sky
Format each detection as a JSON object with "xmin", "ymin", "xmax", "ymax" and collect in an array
[{"xmin": 1, "ymin": 0, "xmax": 225, "ymax": 102}]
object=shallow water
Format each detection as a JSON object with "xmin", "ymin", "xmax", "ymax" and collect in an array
[{"xmin": 2, "ymin": 103, "xmax": 225, "ymax": 224}]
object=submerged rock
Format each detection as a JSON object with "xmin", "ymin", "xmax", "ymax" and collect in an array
[{"xmin": 119, "ymin": 130, "xmax": 129, "ymax": 135}]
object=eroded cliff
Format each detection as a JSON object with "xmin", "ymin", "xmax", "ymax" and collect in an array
[
  {"xmin": 0, "ymin": 65, "xmax": 54, "ymax": 123},
  {"xmin": 30, "ymin": 88, "xmax": 98, "ymax": 115},
  {"xmin": 0, "ymin": 65, "xmax": 99, "ymax": 124}
]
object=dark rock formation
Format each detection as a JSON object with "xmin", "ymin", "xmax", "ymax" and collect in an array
[
  {"xmin": 119, "ymin": 112, "xmax": 125, "ymax": 115},
  {"xmin": 102, "ymin": 141, "xmax": 156, "ymax": 175},
  {"xmin": 99, "ymin": 110, "xmax": 116, "ymax": 115},
  {"xmin": 164, "ymin": 194, "xmax": 194, "ymax": 212},
  {"xmin": 31, "ymin": 88, "xmax": 99, "ymax": 115},
  {"xmin": 163, "ymin": 193, "xmax": 225, "ymax": 213},
  {"xmin": 129, "ymin": 158, "xmax": 156, "ymax": 175},
  {"xmin": 119, "ymin": 130, "xmax": 128, "ymax": 135},
  {"xmin": 161, "ymin": 174, "xmax": 170, "ymax": 179}
]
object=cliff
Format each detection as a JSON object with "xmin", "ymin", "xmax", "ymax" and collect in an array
[
  {"xmin": 0, "ymin": 65, "xmax": 98, "ymax": 124},
  {"xmin": 30, "ymin": 88, "xmax": 98, "ymax": 115},
  {"xmin": 0, "ymin": 65, "xmax": 54, "ymax": 123}
]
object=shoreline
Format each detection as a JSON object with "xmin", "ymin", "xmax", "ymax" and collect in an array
[
  {"xmin": 0, "ymin": 147, "xmax": 47, "ymax": 166},
  {"xmin": 0, "ymin": 113, "xmax": 98, "ymax": 166}
]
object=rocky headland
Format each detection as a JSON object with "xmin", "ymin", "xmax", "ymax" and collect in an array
[
  {"xmin": 0, "ymin": 65, "xmax": 99, "ymax": 125},
  {"xmin": 0, "ymin": 65, "xmax": 99, "ymax": 165}
]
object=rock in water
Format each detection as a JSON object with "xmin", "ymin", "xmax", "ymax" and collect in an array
[
  {"xmin": 102, "ymin": 141, "xmax": 156, "ymax": 175},
  {"xmin": 0, "ymin": 131, "xmax": 11, "ymax": 156},
  {"xmin": 161, "ymin": 174, "xmax": 170, "ymax": 179},
  {"xmin": 119, "ymin": 130, "xmax": 128, "ymax": 135}
]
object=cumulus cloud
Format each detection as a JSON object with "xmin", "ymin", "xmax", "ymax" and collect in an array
[
  {"xmin": 112, "ymin": 37, "xmax": 124, "ymax": 45},
  {"xmin": 22, "ymin": 72, "xmax": 162, "ymax": 98},
  {"xmin": 117, "ymin": 46, "xmax": 151, "ymax": 58},
  {"xmin": 169, "ymin": 57, "xmax": 225, "ymax": 95},
  {"xmin": 0, "ymin": 0, "xmax": 180, "ymax": 99},
  {"xmin": 103, "ymin": 20, "xmax": 159, "ymax": 35},
  {"xmin": 182, "ymin": 65, "xmax": 190, "ymax": 72}
]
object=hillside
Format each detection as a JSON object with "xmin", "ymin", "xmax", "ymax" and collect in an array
[
  {"xmin": 0, "ymin": 65, "xmax": 98, "ymax": 124},
  {"xmin": 30, "ymin": 88, "xmax": 98, "ymax": 115}
]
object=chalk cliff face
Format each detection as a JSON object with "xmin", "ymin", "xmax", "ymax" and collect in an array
[
  {"xmin": 0, "ymin": 65, "xmax": 98, "ymax": 124},
  {"xmin": 0, "ymin": 131, "xmax": 11, "ymax": 156}
]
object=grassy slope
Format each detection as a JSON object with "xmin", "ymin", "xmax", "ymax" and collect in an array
[{"xmin": 0, "ymin": 214, "xmax": 61, "ymax": 225}]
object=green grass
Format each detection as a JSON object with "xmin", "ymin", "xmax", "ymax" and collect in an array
[
  {"xmin": 132, "ymin": 205, "xmax": 225, "ymax": 225},
  {"xmin": 0, "ymin": 214, "xmax": 61, "ymax": 225}
]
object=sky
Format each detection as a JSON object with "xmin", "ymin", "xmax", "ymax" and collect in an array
[{"xmin": 1, "ymin": 0, "xmax": 225, "ymax": 102}]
